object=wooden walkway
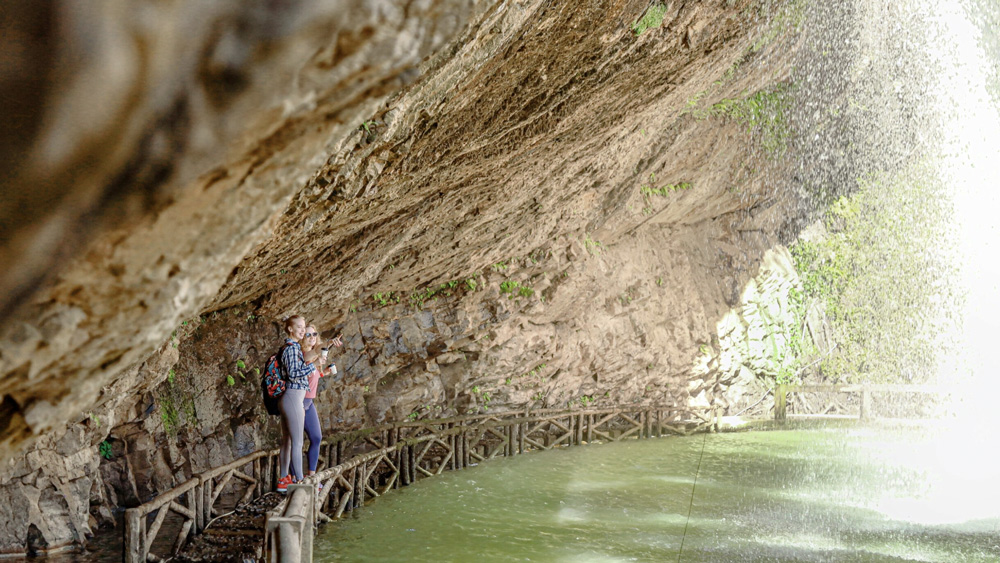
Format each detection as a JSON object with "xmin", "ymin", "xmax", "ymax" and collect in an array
[{"xmin": 124, "ymin": 404, "xmax": 718, "ymax": 562}]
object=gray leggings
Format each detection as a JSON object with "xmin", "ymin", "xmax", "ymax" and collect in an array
[{"xmin": 279, "ymin": 388, "xmax": 307, "ymax": 481}]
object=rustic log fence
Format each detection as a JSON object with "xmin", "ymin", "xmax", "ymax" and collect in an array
[
  {"xmin": 262, "ymin": 405, "xmax": 719, "ymax": 562},
  {"xmin": 774, "ymin": 383, "xmax": 952, "ymax": 421},
  {"xmin": 124, "ymin": 449, "xmax": 285, "ymax": 562},
  {"xmin": 125, "ymin": 405, "xmax": 717, "ymax": 562}
]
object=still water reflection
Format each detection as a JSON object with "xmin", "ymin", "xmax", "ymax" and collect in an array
[{"xmin": 315, "ymin": 421, "xmax": 1000, "ymax": 562}]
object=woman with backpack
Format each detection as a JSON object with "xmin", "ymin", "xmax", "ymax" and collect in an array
[
  {"xmin": 300, "ymin": 324, "xmax": 341, "ymax": 477},
  {"xmin": 276, "ymin": 315, "xmax": 314, "ymax": 492}
]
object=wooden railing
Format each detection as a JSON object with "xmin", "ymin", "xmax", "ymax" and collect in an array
[
  {"xmin": 124, "ymin": 449, "xmax": 285, "ymax": 562},
  {"xmin": 263, "ymin": 405, "xmax": 718, "ymax": 562},
  {"xmin": 125, "ymin": 405, "xmax": 717, "ymax": 562},
  {"xmin": 774, "ymin": 383, "xmax": 951, "ymax": 421}
]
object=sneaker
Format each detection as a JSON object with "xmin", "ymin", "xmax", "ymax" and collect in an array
[{"xmin": 276, "ymin": 475, "xmax": 294, "ymax": 493}]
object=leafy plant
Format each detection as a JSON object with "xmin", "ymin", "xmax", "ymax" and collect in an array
[
  {"xmin": 641, "ymin": 181, "xmax": 692, "ymax": 197},
  {"xmin": 161, "ymin": 399, "xmax": 179, "ymax": 436},
  {"xmin": 749, "ymin": 0, "xmax": 808, "ymax": 53},
  {"xmin": 701, "ymin": 84, "xmax": 793, "ymax": 156},
  {"xmin": 99, "ymin": 440, "xmax": 113, "ymax": 460},
  {"xmin": 584, "ymin": 234, "xmax": 603, "ymax": 255},
  {"xmin": 372, "ymin": 292, "xmax": 399, "ymax": 307},
  {"xmin": 499, "ymin": 280, "xmax": 535, "ymax": 299},
  {"xmin": 226, "ymin": 375, "xmax": 236, "ymax": 386},
  {"xmin": 631, "ymin": 3, "xmax": 667, "ymax": 36}
]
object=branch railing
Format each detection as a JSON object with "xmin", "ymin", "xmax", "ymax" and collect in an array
[
  {"xmin": 263, "ymin": 405, "xmax": 719, "ymax": 561},
  {"xmin": 125, "ymin": 405, "xmax": 718, "ymax": 562},
  {"xmin": 124, "ymin": 449, "xmax": 286, "ymax": 562},
  {"xmin": 774, "ymin": 383, "xmax": 952, "ymax": 421}
]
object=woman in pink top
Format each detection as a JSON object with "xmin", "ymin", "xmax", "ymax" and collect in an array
[{"xmin": 300, "ymin": 324, "xmax": 341, "ymax": 475}]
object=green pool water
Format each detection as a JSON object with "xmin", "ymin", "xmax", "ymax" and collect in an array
[{"xmin": 314, "ymin": 420, "xmax": 1000, "ymax": 562}]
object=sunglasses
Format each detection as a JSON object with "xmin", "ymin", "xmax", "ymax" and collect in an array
[{"xmin": 305, "ymin": 332, "xmax": 318, "ymax": 337}]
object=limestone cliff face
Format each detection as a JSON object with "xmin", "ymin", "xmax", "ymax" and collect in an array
[{"xmin": 0, "ymin": 0, "xmax": 845, "ymax": 555}]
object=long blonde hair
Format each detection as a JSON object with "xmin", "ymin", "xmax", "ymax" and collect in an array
[{"xmin": 302, "ymin": 324, "xmax": 318, "ymax": 352}]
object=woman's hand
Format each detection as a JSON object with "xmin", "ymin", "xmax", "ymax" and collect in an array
[{"xmin": 327, "ymin": 334, "xmax": 343, "ymax": 348}]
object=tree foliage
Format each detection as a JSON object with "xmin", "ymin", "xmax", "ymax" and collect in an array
[{"xmin": 791, "ymin": 165, "xmax": 960, "ymax": 383}]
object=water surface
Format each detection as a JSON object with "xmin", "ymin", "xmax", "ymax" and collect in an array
[{"xmin": 315, "ymin": 421, "xmax": 1000, "ymax": 562}]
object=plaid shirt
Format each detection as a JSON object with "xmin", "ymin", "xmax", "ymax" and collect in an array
[{"xmin": 280, "ymin": 340, "xmax": 314, "ymax": 391}]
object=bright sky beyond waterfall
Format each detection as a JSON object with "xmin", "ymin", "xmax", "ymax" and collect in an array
[
  {"xmin": 933, "ymin": 1, "xmax": 1000, "ymax": 392},
  {"xmin": 872, "ymin": 0, "xmax": 1000, "ymax": 528}
]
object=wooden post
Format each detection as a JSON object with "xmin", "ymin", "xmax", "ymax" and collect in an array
[
  {"xmin": 409, "ymin": 445, "xmax": 417, "ymax": 484},
  {"xmin": 124, "ymin": 508, "xmax": 145, "ymax": 563},
  {"xmin": 860, "ymin": 386, "xmax": 871, "ymax": 420},
  {"xmin": 400, "ymin": 444, "xmax": 410, "ymax": 486},
  {"xmin": 586, "ymin": 414, "xmax": 593, "ymax": 443},
  {"xmin": 391, "ymin": 430, "xmax": 403, "ymax": 486},
  {"xmin": 267, "ymin": 455, "xmax": 274, "ymax": 493},
  {"xmin": 194, "ymin": 482, "xmax": 204, "ymax": 532},
  {"xmin": 449, "ymin": 424, "xmax": 457, "ymax": 470},
  {"xmin": 336, "ymin": 440, "xmax": 344, "ymax": 466},
  {"xmin": 356, "ymin": 463, "xmax": 366, "ymax": 508},
  {"xmin": 775, "ymin": 384, "xmax": 787, "ymax": 421},
  {"xmin": 203, "ymin": 478, "xmax": 213, "ymax": 524}
]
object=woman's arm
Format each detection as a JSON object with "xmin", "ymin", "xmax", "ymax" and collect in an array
[{"xmin": 281, "ymin": 344, "xmax": 314, "ymax": 380}]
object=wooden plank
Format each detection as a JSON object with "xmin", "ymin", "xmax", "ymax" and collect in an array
[
  {"xmin": 435, "ymin": 450, "xmax": 453, "ymax": 475},
  {"xmin": 203, "ymin": 479, "xmax": 214, "ymax": 524},
  {"xmin": 547, "ymin": 418, "xmax": 571, "ymax": 434},
  {"xmin": 590, "ymin": 428, "xmax": 613, "ymax": 442},
  {"xmin": 168, "ymin": 501, "xmax": 194, "ymax": 520},
  {"xmin": 144, "ymin": 506, "xmax": 170, "ymax": 561},
  {"xmin": 238, "ymin": 478, "xmax": 256, "ymax": 506},
  {"xmin": 381, "ymin": 472, "xmax": 397, "ymax": 494},
  {"xmin": 523, "ymin": 436, "xmax": 548, "ymax": 450},
  {"xmin": 171, "ymin": 519, "xmax": 192, "ymax": 556},
  {"xmin": 125, "ymin": 509, "xmax": 145, "ymax": 563},
  {"xmin": 486, "ymin": 439, "xmax": 507, "ymax": 459},
  {"xmin": 210, "ymin": 471, "xmax": 235, "ymax": 506},
  {"xmin": 335, "ymin": 488, "xmax": 352, "ymax": 519},
  {"xmin": 193, "ymin": 483, "xmax": 204, "ymax": 532}
]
